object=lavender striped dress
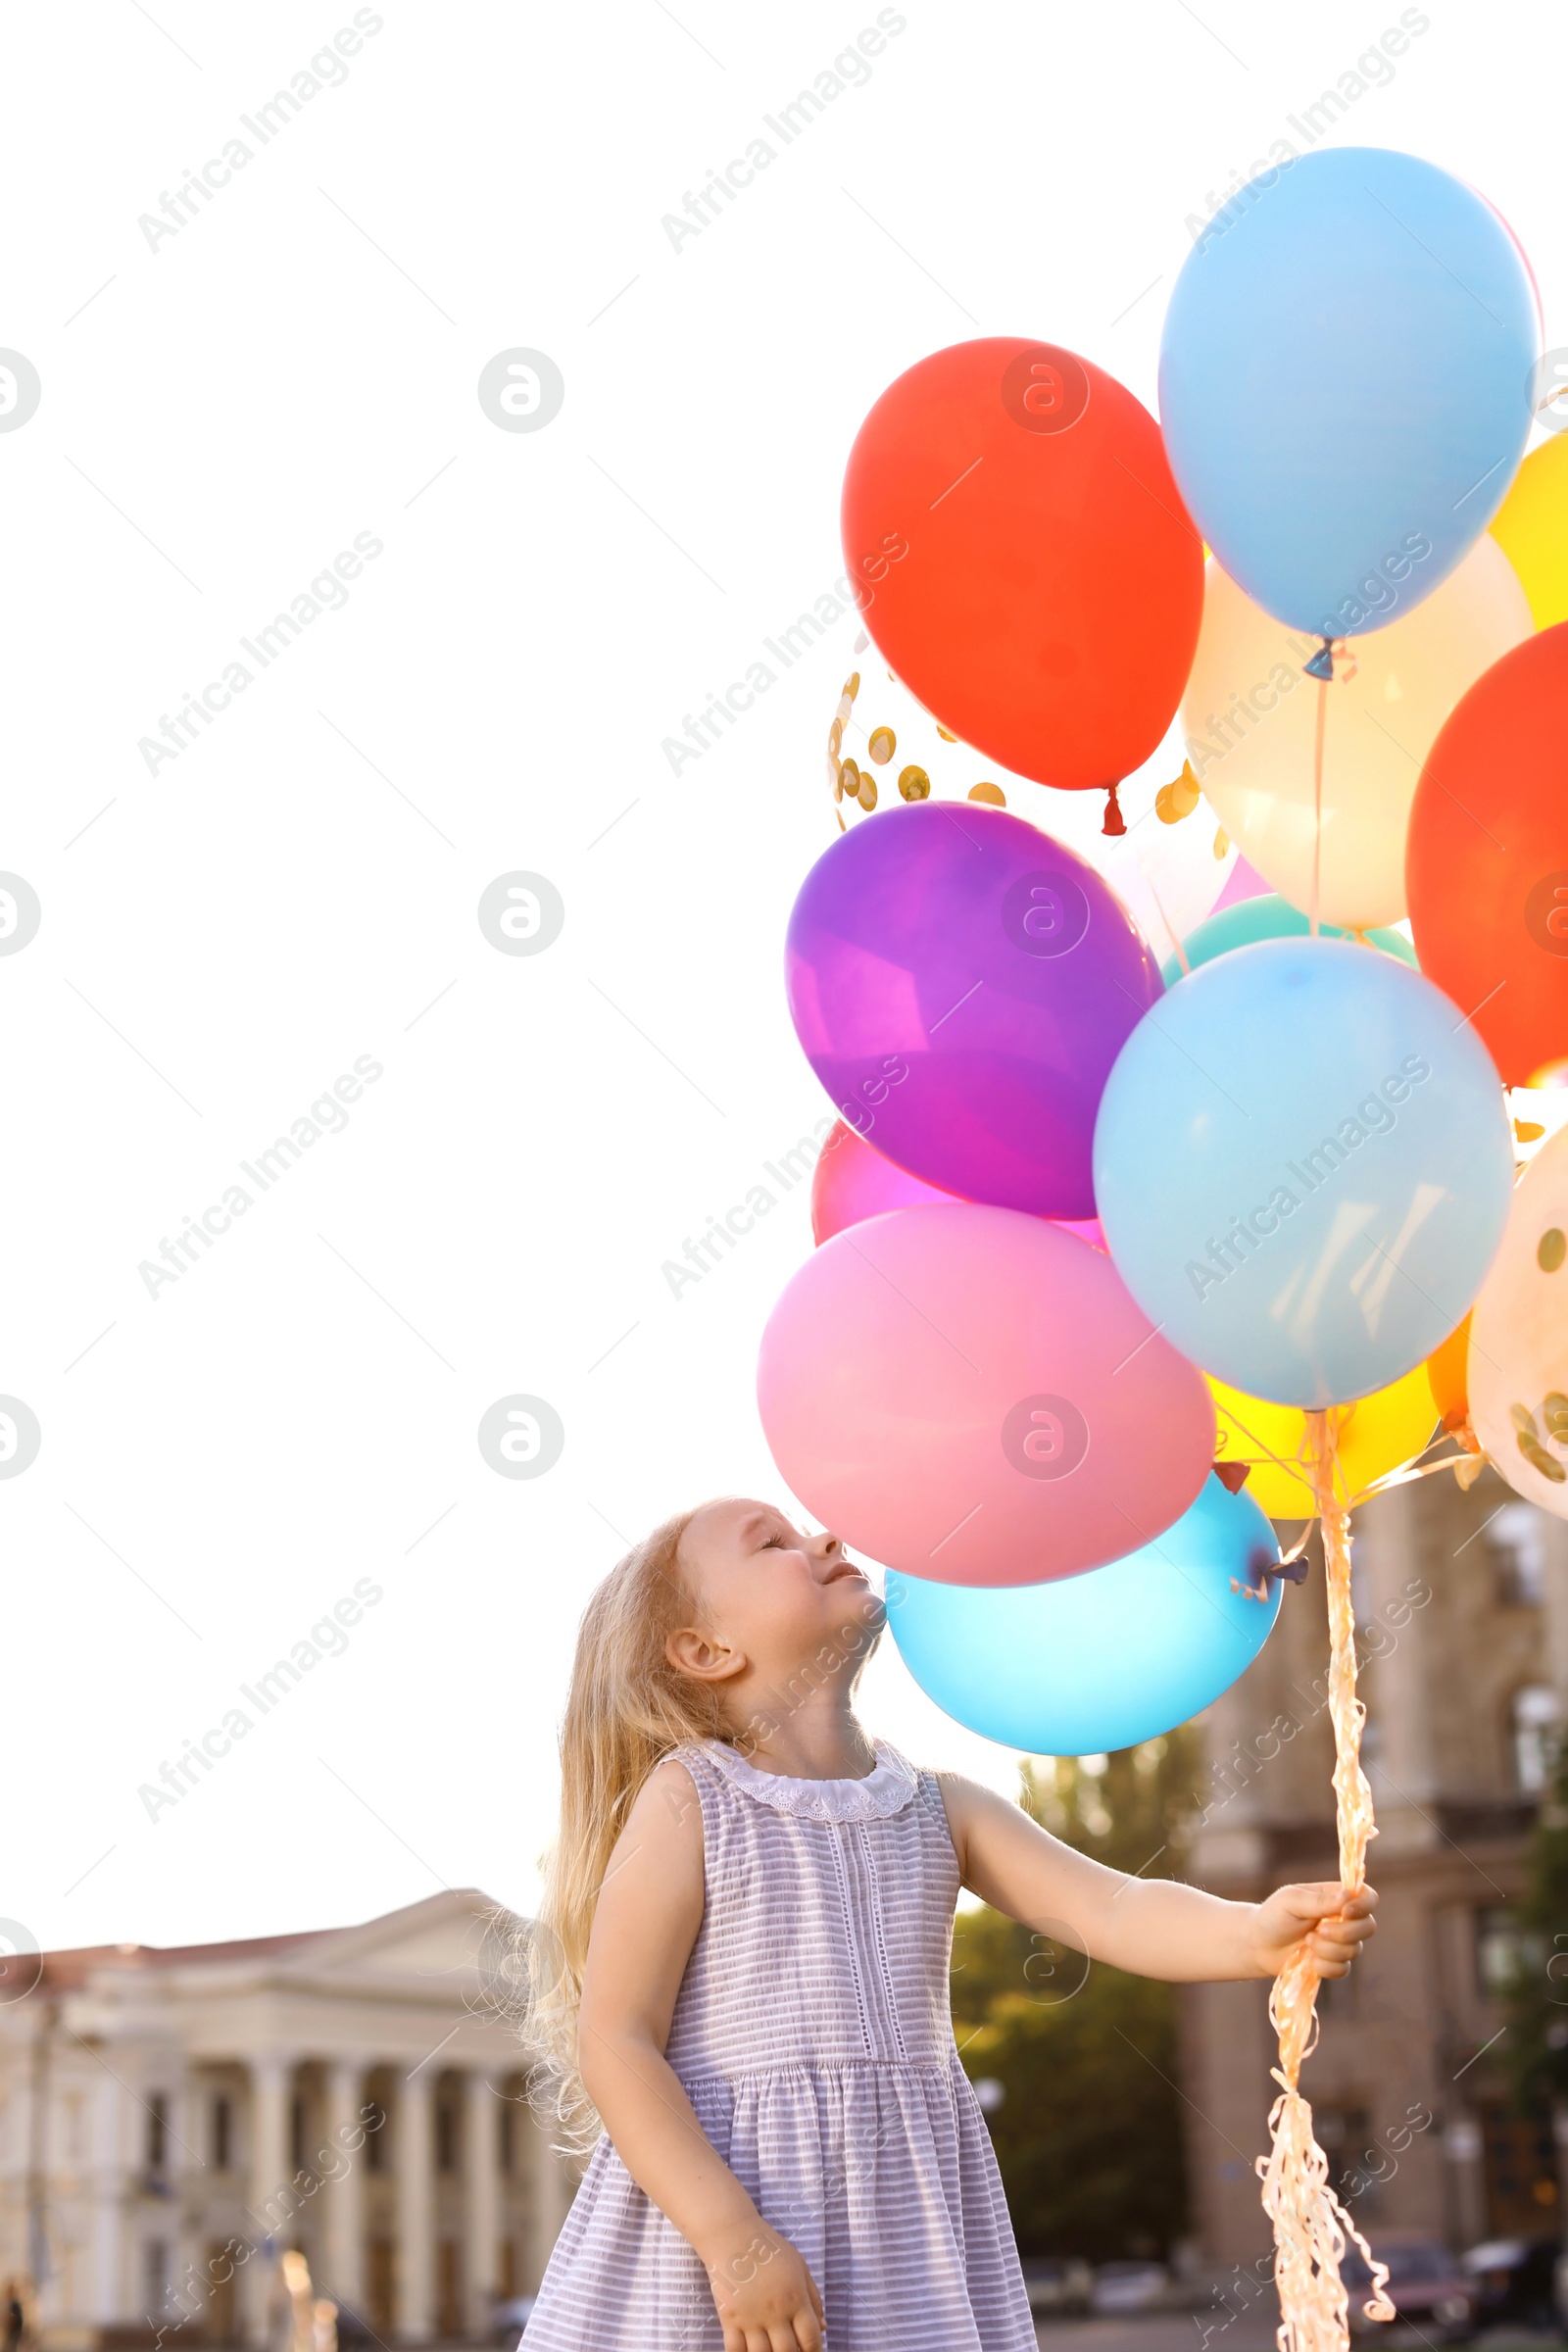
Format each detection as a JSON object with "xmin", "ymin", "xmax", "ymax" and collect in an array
[{"xmin": 524, "ymin": 1739, "xmax": 1036, "ymax": 2351}]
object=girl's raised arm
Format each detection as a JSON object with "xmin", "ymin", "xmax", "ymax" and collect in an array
[
  {"xmin": 936, "ymin": 1772, "xmax": 1376, "ymax": 1984},
  {"xmin": 576, "ymin": 1757, "xmax": 825, "ymax": 2352}
]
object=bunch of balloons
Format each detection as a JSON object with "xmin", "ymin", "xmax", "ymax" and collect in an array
[{"xmin": 757, "ymin": 144, "xmax": 1568, "ymax": 1767}]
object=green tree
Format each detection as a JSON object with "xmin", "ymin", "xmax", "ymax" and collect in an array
[
  {"xmin": 1506, "ymin": 1734, "xmax": 1568, "ymax": 2111},
  {"xmin": 952, "ymin": 1734, "xmax": 1201, "ymax": 2260}
]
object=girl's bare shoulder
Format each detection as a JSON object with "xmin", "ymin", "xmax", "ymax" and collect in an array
[{"xmin": 614, "ymin": 1754, "xmax": 706, "ymax": 1868}]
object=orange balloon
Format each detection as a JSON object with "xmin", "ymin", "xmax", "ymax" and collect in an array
[
  {"xmin": 840, "ymin": 339, "xmax": 1203, "ymax": 807},
  {"xmin": 1407, "ymin": 623, "xmax": 1568, "ymax": 1086},
  {"xmin": 1427, "ymin": 1311, "xmax": 1471, "ymax": 1433}
]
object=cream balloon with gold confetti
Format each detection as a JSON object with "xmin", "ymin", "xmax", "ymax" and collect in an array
[
  {"xmin": 1471, "ymin": 1120, "xmax": 1568, "ymax": 1515},
  {"xmin": 826, "ymin": 632, "xmax": 1236, "ymax": 959}
]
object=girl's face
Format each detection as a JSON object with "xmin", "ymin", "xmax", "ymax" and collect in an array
[{"xmin": 670, "ymin": 1498, "xmax": 882, "ymax": 1702}]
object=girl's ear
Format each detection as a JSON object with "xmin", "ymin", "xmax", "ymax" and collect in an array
[{"xmin": 665, "ymin": 1625, "xmax": 747, "ymax": 1684}]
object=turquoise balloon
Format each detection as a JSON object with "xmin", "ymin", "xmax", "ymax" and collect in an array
[
  {"xmin": 1160, "ymin": 148, "xmax": 1536, "ymax": 638},
  {"xmin": 886, "ymin": 1475, "xmax": 1281, "ymax": 1756},
  {"xmin": 1094, "ymin": 938, "xmax": 1514, "ymax": 1406},
  {"xmin": 1160, "ymin": 895, "xmax": 1417, "ymax": 988}
]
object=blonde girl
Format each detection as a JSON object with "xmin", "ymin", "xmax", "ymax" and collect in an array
[{"xmin": 521, "ymin": 1498, "xmax": 1374, "ymax": 2352}]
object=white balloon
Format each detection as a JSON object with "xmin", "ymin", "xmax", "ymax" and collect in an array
[{"xmin": 1471, "ymin": 1121, "xmax": 1568, "ymax": 1515}]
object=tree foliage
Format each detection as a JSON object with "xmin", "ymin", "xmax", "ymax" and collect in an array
[
  {"xmin": 1506, "ymin": 1735, "xmax": 1568, "ymax": 2111},
  {"xmin": 951, "ymin": 1734, "xmax": 1201, "ymax": 2260}
]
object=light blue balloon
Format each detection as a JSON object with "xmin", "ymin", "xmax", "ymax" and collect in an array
[
  {"xmin": 1093, "ymin": 938, "xmax": 1514, "ymax": 1406},
  {"xmin": 1160, "ymin": 894, "xmax": 1417, "ymax": 989},
  {"xmin": 1160, "ymin": 148, "xmax": 1536, "ymax": 639},
  {"xmin": 886, "ymin": 1476, "xmax": 1282, "ymax": 1756}
]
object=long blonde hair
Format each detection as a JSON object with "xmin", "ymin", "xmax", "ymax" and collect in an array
[{"xmin": 520, "ymin": 1504, "xmax": 732, "ymax": 2147}]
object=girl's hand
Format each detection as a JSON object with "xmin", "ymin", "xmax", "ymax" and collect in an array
[
  {"xmin": 705, "ymin": 2224, "xmax": 824, "ymax": 2352},
  {"xmin": 1247, "ymin": 1881, "xmax": 1378, "ymax": 1979}
]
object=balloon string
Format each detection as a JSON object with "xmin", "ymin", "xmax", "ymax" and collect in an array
[
  {"xmin": 1350, "ymin": 1442, "xmax": 1486, "ymax": 1504},
  {"xmin": 1308, "ymin": 675, "xmax": 1328, "ymax": 941},
  {"xmin": 1258, "ymin": 1410, "xmax": 1393, "ymax": 2352},
  {"xmin": 1218, "ymin": 1400, "xmax": 1332, "ymax": 1493},
  {"xmin": 1145, "ymin": 876, "xmax": 1191, "ymax": 977}
]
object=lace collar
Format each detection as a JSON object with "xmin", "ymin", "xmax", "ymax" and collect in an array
[{"xmin": 692, "ymin": 1738, "xmax": 919, "ymax": 1822}]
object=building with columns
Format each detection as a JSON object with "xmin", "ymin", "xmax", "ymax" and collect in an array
[
  {"xmin": 1180, "ymin": 1468, "xmax": 1568, "ymax": 2266},
  {"xmin": 0, "ymin": 1890, "xmax": 576, "ymax": 2348}
]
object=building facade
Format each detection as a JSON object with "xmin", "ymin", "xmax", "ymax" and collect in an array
[
  {"xmin": 1181, "ymin": 1466, "xmax": 1568, "ymax": 2267},
  {"xmin": 0, "ymin": 1890, "xmax": 575, "ymax": 2348}
]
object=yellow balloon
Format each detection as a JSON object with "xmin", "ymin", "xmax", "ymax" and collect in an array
[
  {"xmin": 1490, "ymin": 435, "xmax": 1568, "ymax": 630},
  {"xmin": 1209, "ymin": 1365, "xmax": 1440, "ymax": 1521},
  {"xmin": 1183, "ymin": 536, "xmax": 1531, "ymax": 930},
  {"xmin": 1471, "ymin": 1121, "xmax": 1568, "ymax": 1514}
]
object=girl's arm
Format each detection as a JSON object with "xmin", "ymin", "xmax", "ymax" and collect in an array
[
  {"xmin": 938, "ymin": 1773, "xmax": 1376, "ymax": 1981},
  {"xmin": 576, "ymin": 1758, "xmax": 824, "ymax": 2352}
]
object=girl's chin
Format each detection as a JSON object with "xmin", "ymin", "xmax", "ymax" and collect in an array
[{"xmin": 829, "ymin": 1586, "xmax": 885, "ymax": 1633}]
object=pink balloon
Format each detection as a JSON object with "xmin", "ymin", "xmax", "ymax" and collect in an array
[
  {"xmin": 1211, "ymin": 853, "xmax": 1271, "ymax": 913},
  {"xmin": 758, "ymin": 1203, "xmax": 1214, "ymax": 1587},
  {"xmin": 1054, "ymin": 1213, "xmax": 1107, "ymax": 1251},
  {"xmin": 812, "ymin": 1120, "xmax": 1107, "ymax": 1250}
]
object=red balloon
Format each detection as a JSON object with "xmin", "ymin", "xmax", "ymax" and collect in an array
[
  {"xmin": 811, "ymin": 1119, "xmax": 1105, "ymax": 1250},
  {"xmin": 1407, "ymin": 622, "xmax": 1568, "ymax": 1086},
  {"xmin": 811, "ymin": 1119, "xmax": 958, "ymax": 1244},
  {"xmin": 840, "ymin": 338, "xmax": 1204, "ymax": 806}
]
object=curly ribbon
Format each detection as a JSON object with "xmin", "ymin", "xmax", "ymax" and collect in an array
[
  {"xmin": 1256, "ymin": 1408, "xmax": 1394, "ymax": 2352},
  {"xmin": 1308, "ymin": 669, "xmax": 1329, "ymax": 941}
]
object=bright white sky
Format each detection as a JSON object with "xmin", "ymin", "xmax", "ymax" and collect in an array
[{"xmin": 4, "ymin": 0, "xmax": 1564, "ymax": 1957}]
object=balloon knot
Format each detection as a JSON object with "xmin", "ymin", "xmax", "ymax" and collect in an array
[
  {"xmin": 1268, "ymin": 1554, "xmax": 1310, "ymax": 1590},
  {"xmin": 1302, "ymin": 638, "xmax": 1335, "ymax": 681},
  {"xmin": 1102, "ymin": 783, "xmax": 1127, "ymax": 837},
  {"xmin": 1212, "ymin": 1459, "xmax": 1250, "ymax": 1494}
]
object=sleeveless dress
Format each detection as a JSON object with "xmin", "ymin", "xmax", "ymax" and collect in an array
[{"xmin": 523, "ymin": 1738, "xmax": 1036, "ymax": 2351}]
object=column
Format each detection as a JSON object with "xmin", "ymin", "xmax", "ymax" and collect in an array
[
  {"xmin": 394, "ymin": 2072, "xmax": 435, "ymax": 2343},
  {"xmin": 245, "ymin": 2056, "xmax": 294, "ymax": 2347},
  {"xmin": 463, "ymin": 2073, "xmax": 500, "ymax": 2334},
  {"xmin": 172, "ymin": 2067, "xmax": 208, "ymax": 2333},
  {"xmin": 525, "ymin": 2107, "xmax": 576, "ymax": 2289},
  {"xmin": 321, "ymin": 2062, "xmax": 366, "ymax": 2319},
  {"xmin": 87, "ymin": 2069, "xmax": 127, "ymax": 2328}
]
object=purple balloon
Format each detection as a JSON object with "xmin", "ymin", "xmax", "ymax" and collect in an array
[{"xmin": 785, "ymin": 804, "xmax": 1162, "ymax": 1218}]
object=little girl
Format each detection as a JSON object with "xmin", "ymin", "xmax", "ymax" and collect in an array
[{"xmin": 520, "ymin": 1498, "xmax": 1375, "ymax": 2352}]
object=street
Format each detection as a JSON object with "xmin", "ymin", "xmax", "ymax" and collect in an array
[{"xmin": 1035, "ymin": 2323, "xmax": 1568, "ymax": 2352}]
